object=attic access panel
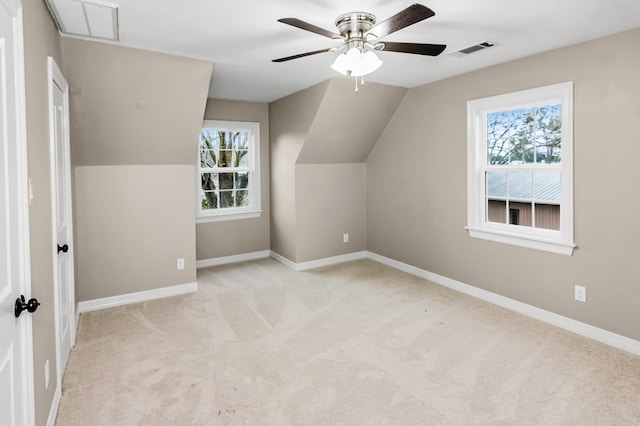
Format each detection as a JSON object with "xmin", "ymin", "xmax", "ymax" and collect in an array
[{"xmin": 45, "ymin": 0, "xmax": 119, "ymax": 41}]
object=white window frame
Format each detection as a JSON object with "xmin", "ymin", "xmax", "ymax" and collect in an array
[
  {"xmin": 466, "ymin": 82, "xmax": 575, "ymax": 255},
  {"xmin": 196, "ymin": 120, "xmax": 261, "ymax": 223}
]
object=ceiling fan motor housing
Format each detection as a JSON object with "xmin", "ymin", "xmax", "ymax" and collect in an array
[{"xmin": 335, "ymin": 12, "xmax": 376, "ymax": 40}]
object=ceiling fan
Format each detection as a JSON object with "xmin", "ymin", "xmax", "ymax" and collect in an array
[{"xmin": 272, "ymin": 3, "xmax": 446, "ymax": 79}]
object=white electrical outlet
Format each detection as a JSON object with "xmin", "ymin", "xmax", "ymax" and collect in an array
[
  {"xmin": 176, "ymin": 258, "xmax": 185, "ymax": 270},
  {"xmin": 45, "ymin": 359, "xmax": 50, "ymax": 390},
  {"xmin": 574, "ymin": 285, "xmax": 586, "ymax": 302},
  {"xmin": 343, "ymin": 233, "xmax": 349, "ymax": 243}
]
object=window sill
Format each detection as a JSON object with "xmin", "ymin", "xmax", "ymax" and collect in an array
[
  {"xmin": 197, "ymin": 210, "xmax": 262, "ymax": 224},
  {"xmin": 465, "ymin": 226, "xmax": 575, "ymax": 255}
]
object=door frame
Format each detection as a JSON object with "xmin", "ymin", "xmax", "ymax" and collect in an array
[
  {"xmin": 47, "ymin": 57, "xmax": 76, "ymax": 398},
  {"xmin": 1, "ymin": 0, "xmax": 35, "ymax": 423}
]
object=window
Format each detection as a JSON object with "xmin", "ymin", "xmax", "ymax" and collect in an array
[
  {"xmin": 196, "ymin": 120, "xmax": 261, "ymax": 222},
  {"xmin": 466, "ymin": 82, "xmax": 574, "ymax": 255}
]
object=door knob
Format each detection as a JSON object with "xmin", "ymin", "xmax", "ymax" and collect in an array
[
  {"xmin": 14, "ymin": 295, "xmax": 40, "ymax": 318},
  {"xmin": 57, "ymin": 244, "xmax": 69, "ymax": 253}
]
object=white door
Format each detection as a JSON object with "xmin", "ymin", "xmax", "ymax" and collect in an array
[
  {"xmin": 0, "ymin": 1, "xmax": 34, "ymax": 425},
  {"xmin": 49, "ymin": 58, "xmax": 75, "ymax": 376}
]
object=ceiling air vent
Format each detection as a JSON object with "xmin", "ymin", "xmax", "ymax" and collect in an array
[
  {"xmin": 45, "ymin": 0, "xmax": 119, "ymax": 41},
  {"xmin": 451, "ymin": 42, "xmax": 494, "ymax": 57}
]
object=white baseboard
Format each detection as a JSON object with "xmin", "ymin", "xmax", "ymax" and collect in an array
[
  {"xmin": 269, "ymin": 251, "xmax": 296, "ymax": 270},
  {"xmin": 296, "ymin": 251, "xmax": 369, "ymax": 271},
  {"xmin": 46, "ymin": 383, "xmax": 61, "ymax": 426},
  {"xmin": 77, "ymin": 282, "xmax": 198, "ymax": 314},
  {"xmin": 196, "ymin": 250, "xmax": 271, "ymax": 269},
  {"xmin": 367, "ymin": 251, "xmax": 640, "ymax": 357},
  {"xmin": 270, "ymin": 250, "xmax": 368, "ymax": 271}
]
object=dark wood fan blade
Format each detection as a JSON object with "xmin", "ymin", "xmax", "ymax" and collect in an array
[
  {"xmin": 278, "ymin": 18, "xmax": 343, "ymax": 40},
  {"xmin": 272, "ymin": 48, "xmax": 335, "ymax": 63},
  {"xmin": 376, "ymin": 42, "xmax": 446, "ymax": 56},
  {"xmin": 367, "ymin": 4, "xmax": 435, "ymax": 39}
]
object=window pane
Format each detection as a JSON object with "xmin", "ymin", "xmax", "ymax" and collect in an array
[
  {"xmin": 218, "ymin": 150, "xmax": 233, "ymax": 167},
  {"xmin": 220, "ymin": 191, "xmax": 234, "ymax": 208},
  {"xmin": 487, "ymin": 111, "xmax": 511, "ymax": 165},
  {"xmin": 201, "ymin": 191, "xmax": 217, "ymax": 210},
  {"xmin": 219, "ymin": 131, "xmax": 233, "ymax": 149},
  {"xmin": 508, "ymin": 171, "xmax": 532, "ymax": 199},
  {"xmin": 534, "ymin": 172, "xmax": 560, "ymax": 202},
  {"xmin": 534, "ymin": 105, "xmax": 562, "ymax": 163},
  {"xmin": 509, "ymin": 107, "xmax": 535, "ymax": 164},
  {"xmin": 201, "ymin": 173, "xmax": 217, "ymax": 191},
  {"xmin": 487, "ymin": 200, "xmax": 506, "ymax": 223},
  {"xmin": 219, "ymin": 173, "xmax": 234, "ymax": 190},
  {"xmin": 235, "ymin": 172, "xmax": 249, "ymax": 189},
  {"xmin": 509, "ymin": 202, "xmax": 532, "ymax": 227},
  {"xmin": 199, "ymin": 131, "xmax": 220, "ymax": 149},
  {"xmin": 486, "ymin": 171, "xmax": 507, "ymax": 198},
  {"xmin": 235, "ymin": 190, "xmax": 249, "ymax": 207},
  {"xmin": 535, "ymin": 135, "xmax": 561, "ymax": 164},
  {"xmin": 509, "ymin": 208, "xmax": 520, "ymax": 226},
  {"xmin": 534, "ymin": 203, "xmax": 560, "ymax": 230},
  {"xmin": 233, "ymin": 131, "xmax": 249, "ymax": 149},
  {"xmin": 488, "ymin": 106, "xmax": 562, "ymax": 166},
  {"xmin": 200, "ymin": 149, "xmax": 217, "ymax": 168},
  {"xmin": 234, "ymin": 150, "xmax": 249, "ymax": 167}
]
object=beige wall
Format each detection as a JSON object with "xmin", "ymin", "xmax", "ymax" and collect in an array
[
  {"xmin": 61, "ymin": 38, "xmax": 211, "ymax": 304},
  {"xmin": 75, "ymin": 166, "xmax": 196, "ymax": 300},
  {"xmin": 269, "ymin": 81, "xmax": 329, "ymax": 261},
  {"xmin": 296, "ymin": 164, "xmax": 366, "ymax": 262},
  {"xmin": 61, "ymin": 38, "xmax": 212, "ymax": 166},
  {"xmin": 22, "ymin": 1, "xmax": 63, "ymax": 424},
  {"xmin": 298, "ymin": 79, "xmax": 406, "ymax": 164},
  {"xmin": 196, "ymin": 99, "xmax": 270, "ymax": 260},
  {"xmin": 269, "ymin": 79, "xmax": 404, "ymax": 263},
  {"xmin": 366, "ymin": 28, "xmax": 640, "ymax": 341}
]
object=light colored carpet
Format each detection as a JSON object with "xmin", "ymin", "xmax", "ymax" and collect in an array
[{"xmin": 55, "ymin": 258, "xmax": 640, "ymax": 425}]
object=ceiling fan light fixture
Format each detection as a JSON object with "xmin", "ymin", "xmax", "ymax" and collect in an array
[
  {"xmin": 331, "ymin": 46, "xmax": 382, "ymax": 77},
  {"xmin": 273, "ymin": 4, "xmax": 444, "ymax": 92},
  {"xmin": 360, "ymin": 50, "xmax": 383, "ymax": 74}
]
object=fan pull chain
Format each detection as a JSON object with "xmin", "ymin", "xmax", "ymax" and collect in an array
[{"xmin": 354, "ymin": 75, "xmax": 366, "ymax": 93}]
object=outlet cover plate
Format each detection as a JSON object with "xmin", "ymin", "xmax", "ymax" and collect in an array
[{"xmin": 574, "ymin": 285, "xmax": 586, "ymax": 302}]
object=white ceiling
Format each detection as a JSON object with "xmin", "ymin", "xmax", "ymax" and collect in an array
[{"xmin": 60, "ymin": 0, "xmax": 640, "ymax": 103}]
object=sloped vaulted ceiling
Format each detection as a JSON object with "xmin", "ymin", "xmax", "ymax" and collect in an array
[
  {"xmin": 61, "ymin": 38, "xmax": 213, "ymax": 166},
  {"xmin": 296, "ymin": 78, "xmax": 407, "ymax": 164}
]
